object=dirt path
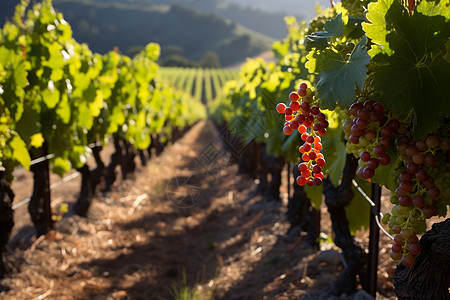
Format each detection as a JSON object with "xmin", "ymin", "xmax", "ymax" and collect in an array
[{"xmin": 0, "ymin": 120, "xmax": 397, "ymax": 300}]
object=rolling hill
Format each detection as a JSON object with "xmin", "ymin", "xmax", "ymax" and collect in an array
[{"xmin": 0, "ymin": 0, "xmax": 276, "ymax": 66}]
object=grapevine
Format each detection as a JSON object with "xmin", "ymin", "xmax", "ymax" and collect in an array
[
  {"xmin": 303, "ymin": 0, "xmax": 450, "ymax": 269},
  {"xmin": 212, "ymin": 0, "xmax": 450, "ymax": 296},
  {"xmin": 0, "ymin": 0, "xmax": 206, "ymax": 235},
  {"xmin": 276, "ymin": 82, "xmax": 329, "ymax": 186}
]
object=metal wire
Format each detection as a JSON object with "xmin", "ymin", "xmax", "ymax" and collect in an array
[
  {"xmin": 352, "ymin": 179, "xmax": 394, "ymax": 240},
  {"xmin": 29, "ymin": 154, "xmax": 55, "ymax": 166},
  {"xmin": 352, "ymin": 179, "xmax": 375, "ymax": 206},
  {"xmin": 28, "ymin": 141, "xmax": 102, "ymax": 167},
  {"xmin": 11, "ymin": 172, "xmax": 81, "ymax": 210},
  {"xmin": 377, "ymin": 213, "xmax": 394, "ymax": 240},
  {"xmin": 12, "ymin": 140, "xmax": 104, "ymax": 210}
]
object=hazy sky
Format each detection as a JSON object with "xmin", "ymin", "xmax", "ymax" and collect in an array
[{"xmin": 223, "ymin": 0, "xmax": 335, "ymax": 20}]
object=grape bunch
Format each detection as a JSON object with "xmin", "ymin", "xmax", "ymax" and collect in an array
[
  {"xmin": 276, "ymin": 82, "xmax": 328, "ymax": 186},
  {"xmin": 343, "ymin": 99, "xmax": 404, "ymax": 180},
  {"xmin": 382, "ymin": 134, "xmax": 450, "ymax": 267}
]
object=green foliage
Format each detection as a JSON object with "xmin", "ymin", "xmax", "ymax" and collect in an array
[
  {"xmin": 212, "ymin": 0, "xmax": 449, "ymax": 243},
  {"xmin": 305, "ymin": 12, "xmax": 345, "ymax": 50},
  {"xmin": 361, "ymin": 0, "xmax": 396, "ymax": 56},
  {"xmin": 305, "ymin": 185, "xmax": 323, "ymax": 210},
  {"xmin": 163, "ymin": 268, "xmax": 212, "ymax": 300},
  {"xmin": 161, "ymin": 67, "xmax": 237, "ymax": 104},
  {"xmin": 364, "ymin": 0, "xmax": 450, "ymax": 138},
  {"xmin": 200, "ymin": 51, "xmax": 221, "ymax": 68},
  {"xmin": 306, "ymin": 36, "xmax": 370, "ymax": 110},
  {"xmin": 320, "ymin": 111, "xmax": 347, "ymax": 185},
  {"xmin": 370, "ymin": 148, "xmax": 402, "ymax": 191},
  {"xmin": 0, "ymin": 0, "xmax": 205, "ymax": 180},
  {"xmin": 346, "ymin": 178, "xmax": 371, "ymax": 233},
  {"xmin": 0, "ymin": 0, "xmax": 274, "ymax": 67}
]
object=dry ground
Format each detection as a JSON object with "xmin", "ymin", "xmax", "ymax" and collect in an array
[{"xmin": 0, "ymin": 120, "xmax": 402, "ymax": 300}]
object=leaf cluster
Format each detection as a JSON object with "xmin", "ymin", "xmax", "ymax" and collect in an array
[
  {"xmin": 0, "ymin": 0, "xmax": 206, "ymax": 179},
  {"xmin": 363, "ymin": 0, "xmax": 450, "ymax": 138}
]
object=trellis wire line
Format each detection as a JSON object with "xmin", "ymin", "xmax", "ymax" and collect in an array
[
  {"xmin": 377, "ymin": 213, "xmax": 394, "ymax": 240},
  {"xmin": 28, "ymin": 141, "xmax": 103, "ymax": 167},
  {"xmin": 13, "ymin": 141, "xmax": 104, "ymax": 209},
  {"xmin": 11, "ymin": 197, "xmax": 31, "ymax": 210},
  {"xmin": 352, "ymin": 179, "xmax": 375, "ymax": 206},
  {"xmin": 88, "ymin": 141, "xmax": 103, "ymax": 148},
  {"xmin": 30, "ymin": 154, "xmax": 55, "ymax": 166},
  {"xmin": 11, "ymin": 172, "xmax": 81, "ymax": 211},
  {"xmin": 352, "ymin": 179, "xmax": 394, "ymax": 240},
  {"xmin": 50, "ymin": 172, "xmax": 80, "ymax": 189}
]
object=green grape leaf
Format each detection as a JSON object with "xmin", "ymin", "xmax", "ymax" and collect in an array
[
  {"xmin": 346, "ymin": 178, "xmax": 371, "ymax": 233},
  {"xmin": 78, "ymin": 102, "xmax": 93, "ymax": 130},
  {"xmin": 434, "ymin": 197, "xmax": 448, "ymax": 217},
  {"xmin": 15, "ymin": 106, "xmax": 41, "ymax": 144},
  {"xmin": 305, "ymin": 13, "xmax": 345, "ymax": 50},
  {"xmin": 68, "ymin": 145, "xmax": 89, "ymax": 169},
  {"xmin": 320, "ymin": 109, "xmax": 346, "ymax": 185},
  {"xmin": 304, "ymin": 34, "xmax": 331, "ymax": 51},
  {"xmin": 369, "ymin": 1, "xmax": 450, "ymax": 138},
  {"xmin": 370, "ymin": 148, "xmax": 401, "ymax": 191},
  {"xmin": 50, "ymin": 68, "xmax": 64, "ymax": 82},
  {"xmin": 13, "ymin": 60, "xmax": 29, "ymax": 89},
  {"xmin": 265, "ymin": 129, "xmax": 285, "ymax": 157},
  {"xmin": 10, "ymin": 135, "xmax": 30, "ymax": 169},
  {"xmin": 30, "ymin": 133, "xmax": 44, "ymax": 148},
  {"xmin": 133, "ymin": 131, "xmax": 151, "ymax": 149},
  {"xmin": 305, "ymin": 185, "xmax": 323, "ymax": 210},
  {"xmin": 56, "ymin": 94, "xmax": 70, "ymax": 124},
  {"xmin": 362, "ymin": 0, "xmax": 395, "ymax": 56},
  {"xmin": 324, "ymin": 12, "xmax": 345, "ymax": 38},
  {"xmin": 52, "ymin": 157, "xmax": 71, "ymax": 177},
  {"xmin": 345, "ymin": 16, "xmax": 365, "ymax": 39},
  {"xmin": 89, "ymin": 90, "xmax": 104, "ymax": 117},
  {"xmin": 42, "ymin": 80, "xmax": 60, "ymax": 109},
  {"xmin": 45, "ymin": 43, "xmax": 65, "ymax": 70},
  {"xmin": 144, "ymin": 43, "xmax": 161, "ymax": 61},
  {"xmin": 420, "ymin": 0, "xmax": 450, "ymax": 19},
  {"xmin": 272, "ymin": 40, "xmax": 290, "ymax": 58},
  {"xmin": 322, "ymin": 132, "xmax": 346, "ymax": 185},
  {"xmin": 311, "ymin": 36, "xmax": 370, "ymax": 110}
]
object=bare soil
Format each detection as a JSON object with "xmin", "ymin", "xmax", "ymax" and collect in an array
[{"xmin": 0, "ymin": 120, "xmax": 402, "ymax": 300}]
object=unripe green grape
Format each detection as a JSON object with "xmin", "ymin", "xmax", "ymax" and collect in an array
[
  {"xmin": 359, "ymin": 136, "xmax": 370, "ymax": 147},
  {"xmin": 390, "ymin": 196, "xmax": 399, "ymax": 204},
  {"xmin": 382, "ymin": 213, "xmax": 391, "ymax": 225},
  {"xmin": 396, "ymin": 216, "xmax": 406, "ymax": 225},
  {"xmin": 390, "ymin": 251, "xmax": 402, "ymax": 261},
  {"xmin": 392, "ymin": 204, "xmax": 408, "ymax": 216},
  {"xmin": 410, "ymin": 220, "xmax": 427, "ymax": 234},
  {"xmin": 388, "ymin": 217, "xmax": 397, "ymax": 228}
]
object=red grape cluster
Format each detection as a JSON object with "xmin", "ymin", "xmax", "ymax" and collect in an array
[
  {"xmin": 276, "ymin": 82, "xmax": 328, "ymax": 186},
  {"xmin": 389, "ymin": 223, "xmax": 420, "ymax": 267},
  {"xmin": 396, "ymin": 135, "xmax": 445, "ymax": 217},
  {"xmin": 343, "ymin": 99, "xmax": 403, "ymax": 180},
  {"xmin": 383, "ymin": 134, "xmax": 450, "ymax": 267}
]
